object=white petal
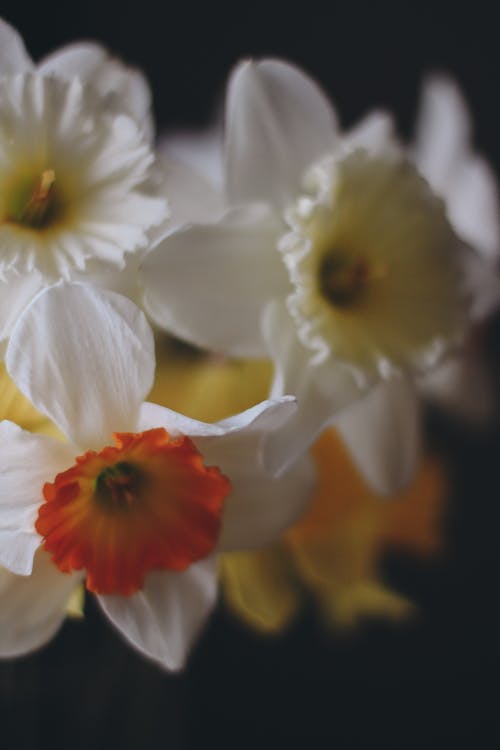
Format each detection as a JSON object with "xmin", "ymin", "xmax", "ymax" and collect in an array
[
  {"xmin": 459, "ymin": 249, "xmax": 500, "ymax": 321},
  {"xmin": 218, "ymin": 453, "xmax": 316, "ymax": 550},
  {"xmin": 6, "ymin": 283, "xmax": 155, "ymax": 448},
  {"xmin": 138, "ymin": 396, "xmax": 296, "ymax": 440},
  {"xmin": 413, "ymin": 74, "xmax": 471, "ymax": 196},
  {"xmin": 38, "ymin": 42, "xmax": 108, "ymax": 78},
  {"xmin": 74, "ymin": 254, "xmax": 142, "ymax": 305},
  {"xmin": 139, "ymin": 397, "xmax": 307, "ymax": 548},
  {"xmin": 420, "ymin": 352, "xmax": 497, "ymax": 424},
  {"xmin": 334, "ymin": 376, "xmax": 422, "ymax": 495},
  {"xmin": 0, "ymin": 551, "xmax": 80, "ymax": 658},
  {"xmin": 98, "ymin": 557, "xmax": 217, "ymax": 671},
  {"xmin": 0, "ymin": 271, "xmax": 44, "ymax": 357},
  {"xmin": 413, "ymin": 75, "xmax": 500, "ymax": 261},
  {"xmin": 260, "ymin": 301, "xmax": 361, "ymax": 476},
  {"xmin": 0, "ymin": 18, "xmax": 33, "ymax": 73},
  {"xmin": 0, "ymin": 421, "xmax": 75, "ymax": 575},
  {"xmin": 225, "ymin": 58, "xmax": 337, "ymax": 210},
  {"xmin": 446, "ymin": 155, "xmax": 500, "ymax": 263},
  {"xmin": 38, "ymin": 42, "xmax": 154, "ymax": 138},
  {"xmin": 159, "ymin": 124, "xmax": 225, "ymax": 190},
  {"xmin": 344, "ymin": 110, "xmax": 396, "ymax": 153},
  {"xmin": 141, "ymin": 206, "xmax": 288, "ymax": 357},
  {"xmin": 150, "ymin": 154, "xmax": 225, "ymax": 230}
]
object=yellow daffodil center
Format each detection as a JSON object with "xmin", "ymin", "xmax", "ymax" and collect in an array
[
  {"xmin": 319, "ymin": 252, "xmax": 388, "ymax": 308},
  {"xmin": 4, "ymin": 168, "xmax": 64, "ymax": 230}
]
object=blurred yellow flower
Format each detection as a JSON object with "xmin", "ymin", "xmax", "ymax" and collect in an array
[
  {"xmin": 152, "ymin": 341, "xmax": 448, "ymax": 632},
  {"xmin": 149, "ymin": 335, "xmax": 273, "ymax": 421},
  {"xmin": 221, "ymin": 430, "xmax": 446, "ymax": 632}
]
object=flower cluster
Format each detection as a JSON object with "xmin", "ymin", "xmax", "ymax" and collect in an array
[{"xmin": 1, "ymin": 17, "xmax": 498, "ymax": 670}]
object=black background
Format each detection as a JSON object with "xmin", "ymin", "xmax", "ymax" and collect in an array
[{"xmin": 0, "ymin": 2, "xmax": 499, "ymax": 748}]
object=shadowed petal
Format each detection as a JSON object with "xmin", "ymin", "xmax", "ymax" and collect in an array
[{"xmin": 98, "ymin": 557, "xmax": 217, "ymax": 671}]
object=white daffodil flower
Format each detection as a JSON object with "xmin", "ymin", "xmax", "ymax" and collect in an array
[
  {"xmin": 0, "ymin": 282, "xmax": 312, "ymax": 670},
  {"xmin": 0, "ymin": 16, "xmax": 154, "ymax": 140},
  {"xmin": 0, "ymin": 18, "xmax": 226, "ymax": 350},
  {"xmin": 0, "ymin": 72, "xmax": 168, "ymax": 355},
  {"xmin": 141, "ymin": 59, "xmax": 470, "ymax": 494},
  {"xmin": 412, "ymin": 75, "xmax": 500, "ymax": 423}
]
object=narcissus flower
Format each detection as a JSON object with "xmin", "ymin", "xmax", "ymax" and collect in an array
[
  {"xmin": 0, "ymin": 283, "xmax": 311, "ymax": 670},
  {"xmin": 142, "ymin": 59, "xmax": 470, "ymax": 494},
  {"xmin": 0, "ymin": 72, "xmax": 167, "ymax": 353},
  {"xmin": 0, "ymin": 74, "xmax": 166, "ymax": 280}
]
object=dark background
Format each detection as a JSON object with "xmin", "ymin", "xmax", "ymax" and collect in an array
[{"xmin": 1, "ymin": 2, "xmax": 499, "ymax": 748}]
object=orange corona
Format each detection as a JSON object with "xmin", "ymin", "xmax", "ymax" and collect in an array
[{"xmin": 36, "ymin": 428, "xmax": 231, "ymax": 596}]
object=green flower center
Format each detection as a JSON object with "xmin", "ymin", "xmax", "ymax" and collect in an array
[
  {"xmin": 94, "ymin": 462, "xmax": 146, "ymax": 513},
  {"xmin": 319, "ymin": 253, "xmax": 369, "ymax": 307}
]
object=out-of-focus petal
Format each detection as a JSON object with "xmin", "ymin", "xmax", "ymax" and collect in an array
[
  {"xmin": 38, "ymin": 42, "xmax": 108, "ymax": 78},
  {"xmin": 414, "ymin": 75, "xmax": 500, "ymax": 262},
  {"xmin": 419, "ymin": 351, "xmax": 497, "ymax": 424},
  {"xmin": 0, "ymin": 421, "xmax": 75, "ymax": 575},
  {"xmin": 159, "ymin": 124, "xmax": 225, "ymax": 190},
  {"xmin": 0, "ymin": 550, "xmax": 80, "ymax": 658},
  {"xmin": 151, "ymin": 154, "xmax": 225, "ymax": 230},
  {"xmin": 38, "ymin": 42, "xmax": 154, "ymax": 138},
  {"xmin": 0, "ymin": 18, "xmax": 33, "ymax": 73},
  {"xmin": 414, "ymin": 74, "xmax": 471, "ymax": 196},
  {"xmin": 141, "ymin": 206, "xmax": 288, "ymax": 357},
  {"xmin": 260, "ymin": 301, "xmax": 360, "ymax": 476},
  {"xmin": 6, "ymin": 283, "xmax": 155, "ymax": 449},
  {"xmin": 458, "ymin": 244, "xmax": 500, "ymax": 321},
  {"xmin": 225, "ymin": 58, "xmax": 337, "ymax": 210},
  {"xmin": 285, "ymin": 430, "xmax": 446, "ymax": 627},
  {"xmin": 447, "ymin": 155, "xmax": 500, "ymax": 263},
  {"xmin": 218, "ymin": 453, "xmax": 315, "ymax": 551},
  {"xmin": 334, "ymin": 376, "xmax": 421, "ymax": 495},
  {"xmin": 220, "ymin": 546, "xmax": 300, "ymax": 633},
  {"xmin": 344, "ymin": 110, "xmax": 396, "ymax": 153},
  {"xmin": 98, "ymin": 557, "xmax": 217, "ymax": 671}
]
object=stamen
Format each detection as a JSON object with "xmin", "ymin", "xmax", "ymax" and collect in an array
[
  {"xmin": 319, "ymin": 253, "xmax": 387, "ymax": 307},
  {"xmin": 19, "ymin": 169, "xmax": 57, "ymax": 228},
  {"xmin": 94, "ymin": 461, "xmax": 146, "ymax": 512},
  {"xmin": 5, "ymin": 168, "xmax": 62, "ymax": 230}
]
